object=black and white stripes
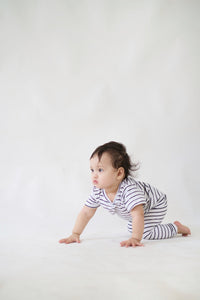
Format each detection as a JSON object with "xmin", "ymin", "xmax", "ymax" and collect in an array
[
  {"xmin": 85, "ymin": 176, "xmax": 177, "ymax": 239},
  {"xmin": 127, "ymin": 196, "xmax": 177, "ymax": 239}
]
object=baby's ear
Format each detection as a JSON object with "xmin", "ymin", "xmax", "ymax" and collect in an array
[{"xmin": 117, "ymin": 167, "xmax": 125, "ymax": 179}]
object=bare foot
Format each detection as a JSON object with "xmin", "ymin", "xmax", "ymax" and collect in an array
[{"xmin": 174, "ymin": 221, "xmax": 191, "ymax": 236}]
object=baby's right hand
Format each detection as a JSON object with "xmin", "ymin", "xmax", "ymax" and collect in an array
[{"xmin": 59, "ymin": 233, "xmax": 80, "ymax": 244}]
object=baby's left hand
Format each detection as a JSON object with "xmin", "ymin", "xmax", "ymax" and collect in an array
[{"xmin": 120, "ymin": 238, "xmax": 144, "ymax": 248}]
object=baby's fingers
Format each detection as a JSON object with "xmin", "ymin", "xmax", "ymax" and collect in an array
[
  {"xmin": 59, "ymin": 238, "xmax": 69, "ymax": 243},
  {"xmin": 75, "ymin": 237, "xmax": 81, "ymax": 243},
  {"xmin": 133, "ymin": 241, "xmax": 144, "ymax": 247},
  {"xmin": 129, "ymin": 240, "xmax": 144, "ymax": 247},
  {"xmin": 120, "ymin": 240, "xmax": 126, "ymax": 247},
  {"xmin": 120, "ymin": 239, "xmax": 144, "ymax": 248},
  {"xmin": 59, "ymin": 237, "xmax": 80, "ymax": 244},
  {"xmin": 120, "ymin": 240, "xmax": 130, "ymax": 247}
]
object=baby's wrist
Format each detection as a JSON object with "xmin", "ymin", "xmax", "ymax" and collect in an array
[
  {"xmin": 72, "ymin": 232, "xmax": 80, "ymax": 237},
  {"xmin": 131, "ymin": 237, "xmax": 141, "ymax": 242}
]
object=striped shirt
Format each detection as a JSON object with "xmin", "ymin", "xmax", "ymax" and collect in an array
[{"xmin": 85, "ymin": 176, "xmax": 166, "ymax": 221}]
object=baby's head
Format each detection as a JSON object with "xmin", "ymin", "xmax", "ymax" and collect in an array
[{"xmin": 90, "ymin": 141, "xmax": 138, "ymax": 179}]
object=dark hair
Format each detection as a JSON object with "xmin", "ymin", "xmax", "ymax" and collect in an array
[{"xmin": 90, "ymin": 141, "xmax": 139, "ymax": 179}]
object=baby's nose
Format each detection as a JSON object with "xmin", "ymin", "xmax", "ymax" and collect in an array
[{"xmin": 93, "ymin": 172, "xmax": 98, "ymax": 178}]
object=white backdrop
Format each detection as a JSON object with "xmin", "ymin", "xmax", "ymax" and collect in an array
[{"xmin": 0, "ymin": 0, "xmax": 200, "ymax": 241}]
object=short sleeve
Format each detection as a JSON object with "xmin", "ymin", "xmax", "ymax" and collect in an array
[
  {"xmin": 123, "ymin": 184, "xmax": 146, "ymax": 212},
  {"xmin": 85, "ymin": 188, "xmax": 100, "ymax": 209}
]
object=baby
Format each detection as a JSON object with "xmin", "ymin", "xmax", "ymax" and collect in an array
[{"xmin": 59, "ymin": 141, "xmax": 191, "ymax": 248}]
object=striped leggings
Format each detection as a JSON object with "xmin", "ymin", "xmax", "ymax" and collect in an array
[{"xmin": 128, "ymin": 196, "xmax": 178, "ymax": 240}]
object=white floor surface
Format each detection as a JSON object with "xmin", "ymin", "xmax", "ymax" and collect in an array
[{"xmin": 1, "ymin": 228, "xmax": 200, "ymax": 300}]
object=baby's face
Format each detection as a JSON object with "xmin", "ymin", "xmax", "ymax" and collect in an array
[{"xmin": 90, "ymin": 152, "xmax": 119, "ymax": 191}]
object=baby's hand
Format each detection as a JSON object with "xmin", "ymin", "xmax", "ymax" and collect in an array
[
  {"xmin": 120, "ymin": 237, "xmax": 144, "ymax": 248},
  {"xmin": 59, "ymin": 233, "xmax": 80, "ymax": 244}
]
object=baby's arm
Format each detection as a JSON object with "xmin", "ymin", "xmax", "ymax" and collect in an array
[
  {"xmin": 59, "ymin": 205, "xmax": 97, "ymax": 244},
  {"xmin": 120, "ymin": 204, "xmax": 144, "ymax": 248}
]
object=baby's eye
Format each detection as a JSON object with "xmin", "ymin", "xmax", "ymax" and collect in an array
[
  {"xmin": 98, "ymin": 168, "xmax": 103, "ymax": 172},
  {"xmin": 90, "ymin": 169, "xmax": 94, "ymax": 172}
]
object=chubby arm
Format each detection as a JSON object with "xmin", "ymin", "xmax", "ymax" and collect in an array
[
  {"xmin": 59, "ymin": 205, "xmax": 97, "ymax": 244},
  {"xmin": 120, "ymin": 204, "xmax": 144, "ymax": 248}
]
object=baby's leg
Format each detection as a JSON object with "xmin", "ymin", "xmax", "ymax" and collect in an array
[
  {"xmin": 128, "ymin": 197, "xmax": 191, "ymax": 240},
  {"xmin": 143, "ymin": 222, "xmax": 177, "ymax": 239},
  {"xmin": 143, "ymin": 198, "xmax": 177, "ymax": 239}
]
